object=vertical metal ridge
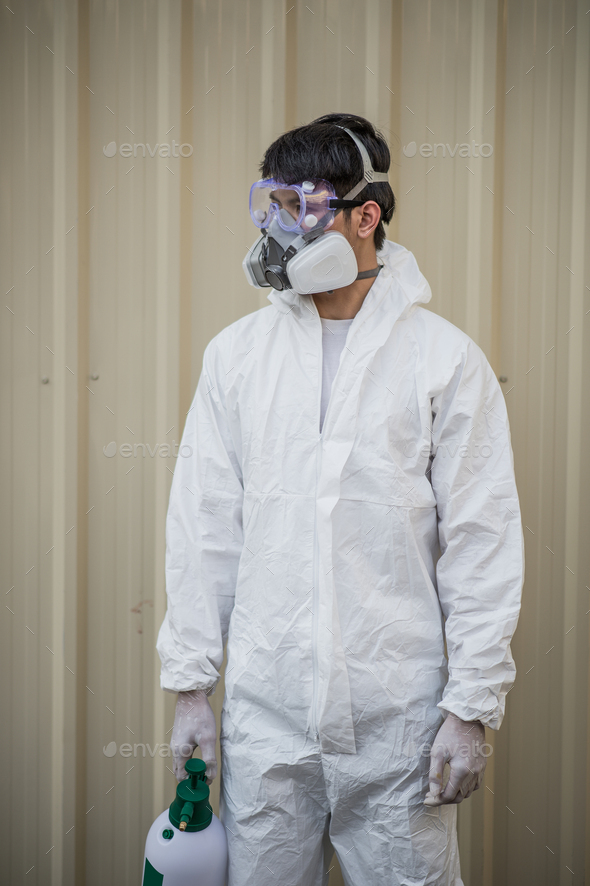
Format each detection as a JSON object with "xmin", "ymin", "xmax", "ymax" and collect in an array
[
  {"xmin": 388, "ymin": 0, "xmax": 403, "ymax": 247},
  {"xmin": 74, "ymin": 0, "xmax": 91, "ymax": 882},
  {"xmin": 179, "ymin": 0, "xmax": 194, "ymax": 423},
  {"xmin": 285, "ymin": 0, "xmax": 298, "ymax": 130},
  {"xmin": 50, "ymin": 0, "xmax": 68, "ymax": 882},
  {"xmin": 151, "ymin": 0, "xmax": 179, "ymax": 822},
  {"xmin": 489, "ymin": 0, "xmax": 507, "ymax": 377},
  {"xmin": 559, "ymin": 5, "xmax": 589, "ymax": 883}
]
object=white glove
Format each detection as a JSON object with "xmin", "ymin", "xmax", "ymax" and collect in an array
[
  {"xmin": 170, "ymin": 690, "xmax": 218, "ymax": 784},
  {"xmin": 424, "ymin": 712, "xmax": 487, "ymax": 806}
]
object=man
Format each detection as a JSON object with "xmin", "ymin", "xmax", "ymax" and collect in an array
[{"xmin": 157, "ymin": 113, "xmax": 524, "ymax": 886}]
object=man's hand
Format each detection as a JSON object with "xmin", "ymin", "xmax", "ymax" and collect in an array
[
  {"xmin": 170, "ymin": 689, "xmax": 218, "ymax": 784},
  {"xmin": 424, "ymin": 713, "xmax": 487, "ymax": 806}
]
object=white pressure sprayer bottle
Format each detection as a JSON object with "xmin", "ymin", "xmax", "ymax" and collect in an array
[{"xmin": 141, "ymin": 757, "xmax": 228, "ymax": 885}]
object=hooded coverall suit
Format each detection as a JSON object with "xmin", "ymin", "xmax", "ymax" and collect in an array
[{"xmin": 157, "ymin": 239, "xmax": 524, "ymax": 886}]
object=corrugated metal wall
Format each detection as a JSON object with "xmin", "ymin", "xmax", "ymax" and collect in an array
[{"xmin": 1, "ymin": 1, "xmax": 588, "ymax": 885}]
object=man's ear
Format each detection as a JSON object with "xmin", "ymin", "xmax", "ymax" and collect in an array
[{"xmin": 356, "ymin": 201, "xmax": 381, "ymax": 240}]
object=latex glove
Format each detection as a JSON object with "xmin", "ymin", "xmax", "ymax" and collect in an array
[
  {"xmin": 170, "ymin": 690, "xmax": 218, "ymax": 784},
  {"xmin": 424, "ymin": 713, "xmax": 486, "ymax": 806}
]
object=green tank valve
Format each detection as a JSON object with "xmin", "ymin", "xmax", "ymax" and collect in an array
[
  {"xmin": 168, "ymin": 757, "xmax": 213, "ymax": 832},
  {"xmin": 185, "ymin": 758, "xmax": 207, "ymax": 785},
  {"xmin": 161, "ymin": 829, "xmax": 174, "ymax": 840},
  {"xmin": 179, "ymin": 802, "xmax": 195, "ymax": 831}
]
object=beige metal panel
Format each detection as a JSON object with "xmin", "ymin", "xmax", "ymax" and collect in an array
[
  {"xmin": 2, "ymin": 4, "xmax": 40, "ymax": 882},
  {"xmin": 495, "ymin": 0, "xmax": 548, "ymax": 880},
  {"xmin": 500, "ymin": 3, "xmax": 562, "ymax": 880},
  {"xmin": 399, "ymin": 0, "xmax": 498, "ymax": 356},
  {"xmin": 1, "ymin": 0, "xmax": 80, "ymax": 883},
  {"xmin": 492, "ymin": 2, "xmax": 590, "ymax": 885},
  {"xmin": 2, "ymin": 7, "xmax": 38, "ymax": 884},
  {"xmin": 401, "ymin": 0, "xmax": 462, "ymax": 328},
  {"xmin": 560, "ymin": 8, "xmax": 589, "ymax": 884},
  {"xmin": 290, "ymin": 0, "xmax": 394, "ymax": 142},
  {"xmin": 490, "ymin": 3, "xmax": 535, "ymax": 878},
  {"xmin": 75, "ymin": 0, "xmax": 91, "ymax": 880},
  {"xmin": 83, "ymin": 0, "xmax": 181, "ymax": 883},
  {"xmin": 52, "ymin": 6, "xmax": 82, "ymax": 885}
]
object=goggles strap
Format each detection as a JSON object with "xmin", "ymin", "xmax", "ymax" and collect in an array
[
  {"xmin": 329, "ymin": 198, "xmax": 366, "ymax": 210},
  {"xmin": 336, "ymin": 126, "xmax": 390, "ymax": 200}
]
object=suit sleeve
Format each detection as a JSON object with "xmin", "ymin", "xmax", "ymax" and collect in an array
[
  {"xmin": 156, "ymin": 340, "xmax": 244, "ymax": 694},
  {"xmin": 430, "ymin": 339, "xmax": 524, "ymax": 730}
]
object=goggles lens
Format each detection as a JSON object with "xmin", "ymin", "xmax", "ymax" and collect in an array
[
  {"xmin": 249, "ymin": 179, "xmax": 337, "ymax": 233},
  {"xmin": 250, "ymin": 184, "xmax": 302, "ymax": 230}
]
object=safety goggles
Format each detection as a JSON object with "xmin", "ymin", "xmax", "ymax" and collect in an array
[{"xmin": 249, "ymin": 178, "xmax": 367, "ymax": 234}]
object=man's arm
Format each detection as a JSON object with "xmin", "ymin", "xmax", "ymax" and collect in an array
[
  {"xmin": 157, "ymin": 339, "xmax": 244, "ymax": 696},
  {"xmin": 429, "ymin": 338, "xmax": 524, "ymax": 731}
]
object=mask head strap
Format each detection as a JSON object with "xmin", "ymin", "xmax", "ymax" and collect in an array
[{"xmin": 335, "ymin": 126, "xmax": 390, "ymax": 200}]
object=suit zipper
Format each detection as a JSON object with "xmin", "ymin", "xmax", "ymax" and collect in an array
[
  {"xmin": 310, "ymin": 314, "xmax": 349, "ymax": 742},
  {"xmin": 310, "ymin": 442, "xmax": 321, "ymax": 742},
  {"xmin": 310, "ymin": 310, "xmax": 324, "ymax": 742}
]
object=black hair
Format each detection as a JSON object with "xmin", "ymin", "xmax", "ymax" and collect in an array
[{"xmin": 260, "ymin": 112, "xmax": 395, "ymax": 251}]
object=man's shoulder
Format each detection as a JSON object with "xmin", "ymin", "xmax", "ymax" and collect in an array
[
  {"xmin": 410, "ymin": 304, "xmax": 472, "ymax": 346},
  {"xmin": 207, "ymin": 304, "xmax": 277, "ymax": 350},
  {"xmin": 410, "ymin": 305, "xmax": 488, "ymax": 362},
  {"xmin": 407, "ymin": 305, "xmax": 495, "ymax": 394}
]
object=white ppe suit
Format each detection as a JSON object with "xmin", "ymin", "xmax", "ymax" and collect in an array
[{"xmin": 157, "ymin": 239, "xmax": 524, "ymax": 886}]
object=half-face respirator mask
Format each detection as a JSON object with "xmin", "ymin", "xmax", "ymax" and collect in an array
[{"xmin": 242, "ymin": 126, "xmax": 389, "ymax": 295}]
